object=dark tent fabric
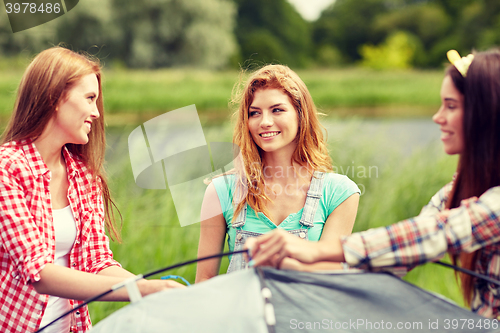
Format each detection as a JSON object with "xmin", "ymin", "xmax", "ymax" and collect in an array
[
  {"xmin": 90, "ymin": 268, "xmax": 500, "ymax": 333},
  {"xmin": 263, "ymin": 269, "xmax": 499, "ymax": 332}
]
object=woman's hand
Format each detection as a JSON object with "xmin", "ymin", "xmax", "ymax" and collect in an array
[
  {"xmin": 32, "ymin": 264, "xmax": 185, "ymax": 302},
  {"xmin": 245, "ymin": 194, "xmax": 356, "ymax": 268},
  {"xmin": 245, "ymin": 229, "xmax": 322, "ymax": 268},
  {"xmin": 137, "ymin": 279, "xmax": 185, "ymax": 296},
  {"xmin": 245, "ymin": 229, "xmax": 346, "ymax": 269},
  {"xmin": 99, "ymin": 265, "xmax": 186, "ymax": 294}
]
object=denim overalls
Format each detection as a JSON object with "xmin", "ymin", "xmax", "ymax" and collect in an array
[{"xmin": 227, "ymin": 171, "xmax": 325, "ymax": 273}]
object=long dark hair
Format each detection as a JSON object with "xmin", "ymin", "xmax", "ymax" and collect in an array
[{"xmin": 446, "ymin": 49, "xmax": 500, "ymax": 305}]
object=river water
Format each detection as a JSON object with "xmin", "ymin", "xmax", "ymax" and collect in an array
[
  {"xmin": 107, "ymin": 117, "xmax": 441, "ymax": 153},
  {"xmin": 106, "ymin": 117, "xmax": 444, "ymax": 169},
  {"xmin": 105, "ymin": 117, "xmax": 446, "ymax": 188},
  {"xmin": 324, "ymin": 118, "xmax": 441, "ymax": 156}
]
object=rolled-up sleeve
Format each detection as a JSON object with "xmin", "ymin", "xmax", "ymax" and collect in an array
[{"xmin": 342, "ymin": 186, "xmax": 500, "ymax": 271}]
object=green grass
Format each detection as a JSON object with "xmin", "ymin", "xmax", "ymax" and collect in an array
[
  {"xmin": 299, "ymin": 68, "xmax": 443, "ymax": 113},
  {"xmin": 0, "ymin": 67, "xmax": 443, "ymax": 124},
  {"xmin": 88, "ymin": 119, "xmax": 464, "ymax": 324}
]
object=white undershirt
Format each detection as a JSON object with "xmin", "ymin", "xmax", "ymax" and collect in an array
[{"xmin": 40, "ymin": 206, "xmax": 77, "ymax": 333}]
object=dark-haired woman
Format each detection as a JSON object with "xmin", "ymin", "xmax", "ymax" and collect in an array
[
  {"xmin": 0, "ymin": 47, "xmax": 183, "ymax": 333},
  {"xmin": 247, "ymin": 49, "xmax": 500, "ymax": 318}
]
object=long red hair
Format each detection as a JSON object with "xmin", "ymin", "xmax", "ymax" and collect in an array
[{"xmin": 231, "ymin": 65, "xmax": 333, "ymax": 221}]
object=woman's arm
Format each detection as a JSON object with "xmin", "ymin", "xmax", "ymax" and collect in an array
[
  {"xmin": 248, "ymin": 180, "xmax": 500, "ymax": 273},
  {"xmin": 318, "ymin": 193, "xmax": 359, "ymax": 245},
  {"xmin": 246, "ymin": 194, "xmax": 359, "ymax": 268},
  {"xmin": 279, "ymin": 257, "xmax": 344, "ymax": 272},
  {"xmin": 97, "ymin": 265, "xmax": 135, "ymax": 278},
  {"xmin": 32, "ymin": 264, "xmax": 183, "ymax": 301},
  {"xmin": 314, "ymin": 186, "xmax": 500, "ymax": 271},
  {"xmin": 195, "ymin": 183, "xmax": 227, "ymax": 283}
]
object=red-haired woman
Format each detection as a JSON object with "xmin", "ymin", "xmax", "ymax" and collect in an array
[
  {"xmin": 196, "ymin": 65, "xmax": 360, "ymax": 282},
  {"xmin": 247, "ymin": 50, "xmax": 500, "ymax": 318},
  {"xmin": 0, "ymin": 46, "xmax": 183, "ymax": 333}
]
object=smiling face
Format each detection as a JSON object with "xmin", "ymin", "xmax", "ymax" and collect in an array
[
  {"xmin": 433, "ymin": 75, "xmax": 465, "ymax": 155},
  {"xmin": 248, "ymin": 88, "xmax": 299, "ymax": 157},
  {"xmin": 53, "ymin": 73, "xmax": 100, "ymax": 145}
]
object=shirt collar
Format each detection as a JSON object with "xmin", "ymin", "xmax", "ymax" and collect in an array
[
  {"xmin": 19, "ymin": 139, "xmax": 50, "ymax": 179},
  {"xmin": 19, "ymin": 139, "xmax": 79, "ymax": 179},
  {"xmin": 62, "ymin": 146, "xmax": 79, "ymax": 179}
]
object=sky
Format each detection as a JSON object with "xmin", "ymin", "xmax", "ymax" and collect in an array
[{"xmin": 287, "ymin": 0, "xmax": 336, "ymax": 21}]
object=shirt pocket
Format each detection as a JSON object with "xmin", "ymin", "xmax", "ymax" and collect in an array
[{"xmin": 77, "ymin": 209, "xmax": 95, "ymax": 241}]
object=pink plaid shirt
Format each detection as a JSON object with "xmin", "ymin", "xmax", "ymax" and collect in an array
[
  {"xmin": 0, "ymin": 140, "xmax": 120, "ymax": 332},
  {"xmin": 342, "ymin": 180, "xmax": 500, "ymax": 318}
]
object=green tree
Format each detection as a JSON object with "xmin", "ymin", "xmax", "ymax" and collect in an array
[
  {"xmin": 434, "ymin": 0, "xmax": 475, "ymax": 19},
  {"xmin": 111, "ymin": 0, "xmax": 237, "ymax": 69},
  {"xmin": 54, "ymin": 0, "xmax": 119, "ymax": 58},
  {"xmin": 458, "ymin": 0, "xmax": 500, "ymax": 51},
  {"xmin": 373, "ymin": 3, "xmax": 451, "ymax": 66},
  {"xmin": 234, "ymin": 0, "xmax": 311, "ymax": 68},
  {"xmin": 313, "ymin": 0, "xmax": 389, "ymax": 62},
  {"xmin": 0, "ymin": 8, "xmax": 58, "ymax": 58},
  {"xmin": 0, "ymin": 0, "xmax": 238, "ymax": 69},
  {"xmin": 360, "ymin": 31, "xmax": 419, "ymax": 69},
  {"xmin": 311, "ymin": 0, "xmax": 500, "ymax": 68},
  {"xmin": 427, "ymin": 0, "xmax": 500, "ymax": 64}
]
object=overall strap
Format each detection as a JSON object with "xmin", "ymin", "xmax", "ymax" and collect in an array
[
  {"xmin": 299, "ymin": 171, "xmax": 325, "ymax": 228},
  {"xmin": 232, "ymin": 204, "xmax": 247, "ymax": 228}
]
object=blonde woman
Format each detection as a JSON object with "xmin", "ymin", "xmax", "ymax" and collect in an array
[{"xmin": 196, "ymin": 65, "xmax": 360, "ymax": 282}]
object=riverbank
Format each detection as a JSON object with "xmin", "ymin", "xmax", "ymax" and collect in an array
[{"xmin": 0, "ymin": 67, "xmax": 442, "ymax": 122}]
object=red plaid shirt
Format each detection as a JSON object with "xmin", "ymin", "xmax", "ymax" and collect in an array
[
  {"xmin": 342, "ymin": 180, "xmax": 500, "ymax": 318},
  {"xmin": 0, "ymin": 140, "xmax": 120, "ymax": 332}
]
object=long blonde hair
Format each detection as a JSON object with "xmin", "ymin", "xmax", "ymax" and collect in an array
[
  {"xmin": 1, "ymin": 46, "xmax": 121, "ymax": 241},
  {"xmin": 231, "ymin": 64, "xmax": 332, "ymax": 221}
]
